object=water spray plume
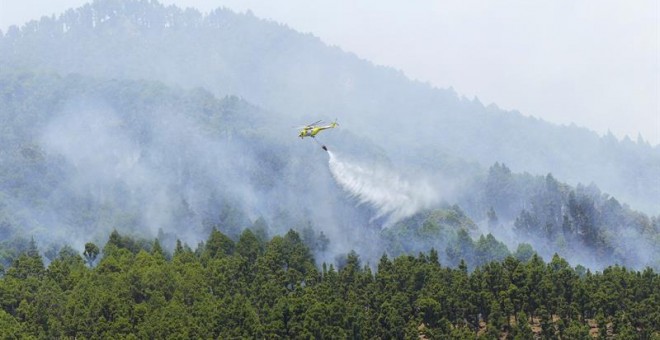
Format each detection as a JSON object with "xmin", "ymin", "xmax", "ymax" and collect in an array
[{"xmin": 327, "ymin": 151, "xmax": 439, "ymax": 226}]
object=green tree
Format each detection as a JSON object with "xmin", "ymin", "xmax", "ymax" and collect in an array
[
  {"xmin": 563, "ymin": 320, "xmax": 589, "ymax": 339},
  {"xmin": 512, "ymin": 311, "xmax": 533, "ymax": 340},
  {"xmin": 0, "ymin": 309, "xmax": 22, "ymax": 338},
  {"xmin": 202, "ymin": 228, "xmax": 235, "ymax": 262},
  {"xmin": 83, "ymin": 242, "xmax": 99, "ymax": 267}
]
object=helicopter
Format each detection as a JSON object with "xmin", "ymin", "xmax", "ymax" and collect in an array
[{"xmin": 297, "ymin": 120, "xmax": 338, "ymax": 151}]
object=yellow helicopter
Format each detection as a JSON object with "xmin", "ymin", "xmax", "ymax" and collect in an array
[{"xmin": 297, "ymin": 120, "xmax": 338, "ymax": 151}]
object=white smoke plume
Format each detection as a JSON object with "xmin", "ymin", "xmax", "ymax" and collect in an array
[{"xmin": 327, "ymin": 151, "xmax": 439, "ymax": 226}]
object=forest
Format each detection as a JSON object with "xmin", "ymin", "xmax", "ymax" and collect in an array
[
  {"xmin": 0, "ymin": 0, "xmax": 659, "ymax": 338},
  {"xmin": 0, "ymin": 72, "xmax": 657, "ymax": 272},
  {"xmin": 0, "ymin": 228, "xmax": 658, "ymax": 339},
  {"xmin": 1, "ymin": 0, "xmax": 658, "ymax": 214}
]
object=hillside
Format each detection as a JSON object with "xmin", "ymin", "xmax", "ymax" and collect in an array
[
  {"xmin": 0, "ymin": 229, "xmax": 657, "ymax": 339},
  {"xmin": 0, "ymin": 2, "xmax": 658, "ymax": 338},
  {"xmin": 1, "ymin": 0, "xmax": 658, "ymax": 214},
  {"xmin": 0, "ymin": 72, "xmax": 657, "ymax": 272},
  {"xmin": 0, "ymin": 71, "xmax": 392, "ymax": 266},
  {"xmin": 0, "ymin": 0, "xmax": 657, "ymax": 271}
]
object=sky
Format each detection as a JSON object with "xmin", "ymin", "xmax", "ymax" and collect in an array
[{"xmin": 1, "ymin": 0, "xmax": 658, "ymax": 145}]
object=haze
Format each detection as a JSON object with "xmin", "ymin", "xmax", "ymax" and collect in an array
[
  {"xmin": 1, "ymin": 0, "xmax": 657, "ymax": 144},
  {"xmin": 0, "ymin": 0, "xmax": 658, "ymax": 272}
]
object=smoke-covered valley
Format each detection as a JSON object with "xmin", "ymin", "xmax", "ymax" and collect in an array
[{"xmin": 0, "ymin": 0, "xmax": 658, "ymax": 271}]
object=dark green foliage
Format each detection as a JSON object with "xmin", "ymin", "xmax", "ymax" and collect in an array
[
  {"xmin": 0, "ymin": 3, "xmax": 657, "ymax": 337},
  {"xmin": 0, "ymin": 229, "xmax": 657, "ymax": 338},
  {"xmin": 202, "ymin": 228, "xmax": 235, "ymax": 261},
  {"xmin": 236, "ymin": 228, "xmax": 264, "ymax": 266},
  {"xmin": 103, "ymin": 230, "xmax": 152, "ymax": 257},
  {"xmin": 83, "ymin": 242, "xmax": 99, "ymax": 267}
]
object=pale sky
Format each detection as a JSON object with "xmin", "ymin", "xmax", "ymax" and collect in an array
[{"xmin": 1, "ymin": 0, "xmax": 658, "ymax": 145}]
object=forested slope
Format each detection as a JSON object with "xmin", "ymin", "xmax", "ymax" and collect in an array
[
  {"xmin": 0, "ymin": 71, "xmax": 369, "ymax": 263},
  {"xmin": 458, "ymin": 164, "xmax": 659, "ymax": 269},
  {"xmin": 1, "ymin": 0, "xmax": 658, "ymax": 213},
  {"xmin": 0, "ymin": 1, "xmax": 658, "ymax": 338},
  {"xmin": 0, "ymin": 71, "xmax": 657, "ymax": 271},
  {"xmin": 0, "ymin": 229, "xmax": 657, "ymax": 339}
]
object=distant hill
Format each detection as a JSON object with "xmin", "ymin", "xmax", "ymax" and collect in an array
[
  {"xmin": 1, "ymin": 0, "xmax": 657, "ymax": 214},
  {"xmin": 0, "ymin": 4, "xmax": 657, "ymax": 336},
  {"xmin": 0, "ymin": 72, "xmax": 390, "ymax": 265},
  {"xmin": 0, "ymin": 72, "xmax": 656, "ymax": 270},
  {"xmin": 0, "ymin": 1, "xmax": 658, "ymax": 271}
]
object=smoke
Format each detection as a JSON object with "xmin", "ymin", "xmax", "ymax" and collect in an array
[
  {"xmin": 327, "ymin": 150, "xmax": 439, "ymax": 226},
  {"xmin": 25, "ymin": 94, "xmax": 388, "ymax": 265}
]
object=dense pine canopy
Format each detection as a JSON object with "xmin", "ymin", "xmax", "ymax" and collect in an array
[
  {"xmin": 0, "ymin": 1, "xmax": 659, "ymax": 338},
  {"xmin": 0, "ymin": 229, "xmax": 657, "ymax": 339}
]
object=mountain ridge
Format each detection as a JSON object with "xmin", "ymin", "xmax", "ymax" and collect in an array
[
  {"xmin": 3, "ymin": 0, "xmax": 656, "ymax": 214},
  {"xmin": 0, "ymin": 71, "xmax": 656, "ymax": 270}
]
